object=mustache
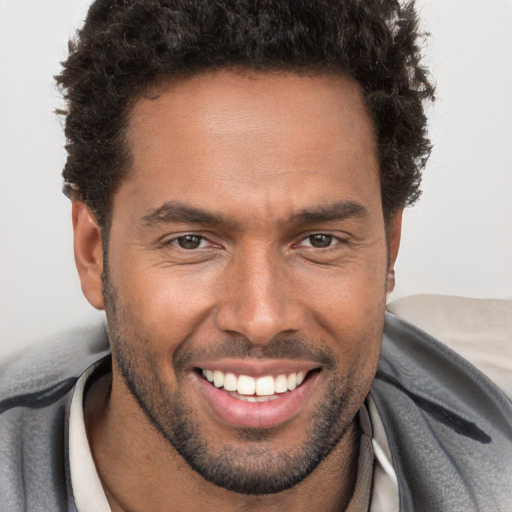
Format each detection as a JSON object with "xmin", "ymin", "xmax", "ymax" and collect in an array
[{"xmin": 173, "ymin": 335, "xmax": 337, "ymax": 371}]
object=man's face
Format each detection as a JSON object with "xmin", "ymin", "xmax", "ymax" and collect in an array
[{"xmin": 89, "ymin": 71, "xmax": 398, "ymax": 494}]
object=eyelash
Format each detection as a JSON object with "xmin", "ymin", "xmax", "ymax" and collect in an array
[
  {"xmin": 296, "ymin": 233, "xmax": 344, "ymax": 249},
  {"xmin": 167, "ymin": 234, "xmax": 212, "ymax": 250},
  {"xmin": 164, "ymin": 233, "xmax": 346, "ymax": 251}
]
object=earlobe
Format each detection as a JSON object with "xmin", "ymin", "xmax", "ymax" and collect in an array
[
  {"xmin": 72, "ymin": 201, "xmax": 105, "ymax": 310},
  {"xmin": 386, "ymin": 210, "xmax": 403, "ymax": 294}
]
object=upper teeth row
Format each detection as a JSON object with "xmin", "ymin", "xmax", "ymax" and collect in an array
[{"xmin": 202, "ymin": 369, "xmax": 306, "ymax": 396}]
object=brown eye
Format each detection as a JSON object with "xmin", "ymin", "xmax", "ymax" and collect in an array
[
  {"xmin": 176, "ymin": 235, "xmax": 203, "ymax": 249},
  {"xmin": 307, "ymin": 234, "xmax": 334, "ymax": 248}
]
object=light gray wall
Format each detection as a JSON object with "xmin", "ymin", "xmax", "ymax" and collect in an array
[
  {"xmin": 0, "ymin": 0, "xmax": 104, "ymax": 360},
  {"xmin": 1, "ymin": 0, "xmax": 511, "ymax": 360}
]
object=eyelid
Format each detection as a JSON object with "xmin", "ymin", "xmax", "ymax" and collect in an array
[
  {"xmin": 160, "ymin": 233, "xmax": 214, "ymax": 249},
  {"xmin": 175, "ymin": 235, "xmax": 209, "ymax": 249},
  {"xmin": 159, "ymin": 231, "xmax": 348, "ymax": 250},
  {"xmin": 295, "ymin": 232, "xmax": 346, "ymax": 248}
]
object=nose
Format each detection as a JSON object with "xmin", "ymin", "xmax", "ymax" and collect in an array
[{"xmin": 214, "ymin": 245, "xmax": 305, "ymax": 345}]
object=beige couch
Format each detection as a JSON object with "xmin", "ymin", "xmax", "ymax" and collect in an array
[{"xmin": 387, "ymin": 294, "xmax": 512, "ymax": 399}]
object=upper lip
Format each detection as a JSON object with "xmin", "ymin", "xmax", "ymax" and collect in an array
[{"xmin": 192, "ymin": 358, "xmax": 321, "ymax": 377}]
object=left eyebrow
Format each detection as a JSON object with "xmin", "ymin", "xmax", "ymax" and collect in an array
[{"xmin": 289, "ymin": 201, "xmax": 369, "ymax": 225}]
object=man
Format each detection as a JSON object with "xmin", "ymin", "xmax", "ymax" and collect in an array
[{"xmin": 0, "ymin": 1, "xmax": 510, "ymax": 511}]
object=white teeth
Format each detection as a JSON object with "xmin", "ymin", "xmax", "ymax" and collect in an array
[
  {"xmin": 201, "ymin": 369, "xmax": 310, "ymax": 396},
  {"xmin": 237, "ymin": 375, "xmax": 256, "ymax": 395},
  {"xmin": 275, "ymin": 374, "xmax": 288, "ymax": 393},
  {"xmin": 213, "ymin": 370, "xmax": 224, "ymax": 388},
  {"xmin": 256, "ymin": 375, "xmax": 275, "ymax": 396},
  {"xmin": 223, "ymin": 372, "xmax": 238, "ymax": 392},
  {"xmin": 287, "ymin": 373, "xmax": 297, "ymax": 391}
]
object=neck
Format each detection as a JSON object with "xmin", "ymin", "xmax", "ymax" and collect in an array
[{"xmin": 85, "ymin": 372, "xmax": 361, "ymax": 512}]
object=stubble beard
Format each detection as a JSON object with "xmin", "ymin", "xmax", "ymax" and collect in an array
[{"xmin": 102, "ymin": 265, "xmax": 372, "ymax": 496}]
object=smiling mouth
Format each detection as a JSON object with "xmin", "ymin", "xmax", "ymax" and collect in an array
[{"xmin": 198, "ymin": 368, "xmax": 318, "ymax": 402}]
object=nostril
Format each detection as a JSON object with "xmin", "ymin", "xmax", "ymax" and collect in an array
[{"xmin": 214, "ymin": 292, "xmax": 304, "ymax": 345}]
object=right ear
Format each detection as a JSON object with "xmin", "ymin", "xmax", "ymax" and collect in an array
[{"xmin": 72, "ymin": 201, "xmax": 105, "ymax": 310}]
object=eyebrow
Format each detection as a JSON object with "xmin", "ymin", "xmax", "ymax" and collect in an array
[
  {"xmin": 141, "ymin": 200, "xmax": 368, "ymax": 230},
  {"xmin": 142, "ymin": 202, "xmax": 234, "ymax": 228},
  {"xmin": 289, "ymin": 201, "xmax": 369, "ymax": 225}
]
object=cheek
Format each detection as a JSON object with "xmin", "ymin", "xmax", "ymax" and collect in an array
[
  {"xmin": 297, "ymin": 253, "xmax": 388, "ymax": 362},
  {"xmin": 114, "ymin": 265, "xmax": 219, "ymax": 347},
  {"xmin": 302, "ymin": 254, "xmax": 388, "ymax": 321}
]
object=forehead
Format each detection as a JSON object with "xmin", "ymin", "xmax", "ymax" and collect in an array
[{"xmin": 118, "ymin": 70, "xmax": 380, "ymax": 221}]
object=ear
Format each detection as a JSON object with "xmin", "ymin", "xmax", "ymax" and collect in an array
[
  {"xmin": 386, "ymin": 209, "xmax": 403, "ymax": 294},
  {"xmin": 72, "ymin": 201, "xmax": 105, "ymax": 310}
]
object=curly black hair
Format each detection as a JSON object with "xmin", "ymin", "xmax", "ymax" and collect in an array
[{"xmin": 56, "ymin": 0, "xmax": 434, "ymax": 227}]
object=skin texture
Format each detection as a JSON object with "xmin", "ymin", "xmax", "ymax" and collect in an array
[{"xmin": 74, "ymin": 70, "xmax": 402, "ymax": 512}]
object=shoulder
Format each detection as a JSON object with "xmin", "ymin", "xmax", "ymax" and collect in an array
[
  {"xmin": 0, "ymin": 322, "xmax": 110, "ymax": 511},
  {"xmin": 0, "ymin": 322, "xmax": 110, "ymax": 402},
  {"xmin": 372, "ymin": 313, "xmax": 512, "ymax": 511},
  {"xmin": 379, "ymin": 311, "xmax": 511, "ymax": 417}
]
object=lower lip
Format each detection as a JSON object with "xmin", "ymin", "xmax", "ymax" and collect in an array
[{"xmin": 194, "ymin": 372, "xmax": 318, "ymax": 428}]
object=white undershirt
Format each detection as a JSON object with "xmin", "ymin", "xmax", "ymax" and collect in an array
[
  {"xmin": 69, "ymin": 363, "xmax": 112, "ymax": 512},
  {"xmin": 69, "ymin": 362, "xmax": 399, "ymax": 512}
]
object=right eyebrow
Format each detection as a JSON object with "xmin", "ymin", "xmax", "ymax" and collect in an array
[{"xmin": 141, "ymin": 201, "xmax": 236, "ymax": 229}]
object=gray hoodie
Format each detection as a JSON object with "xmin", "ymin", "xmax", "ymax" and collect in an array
[{"xmin": 1, "ymin": 315, "xmax": 511, "ymax": 511}]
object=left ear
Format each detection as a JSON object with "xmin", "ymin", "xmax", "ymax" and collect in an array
[{"xmin": 386, "ymin": 209, "xmax": 403, "ymax": 294}]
